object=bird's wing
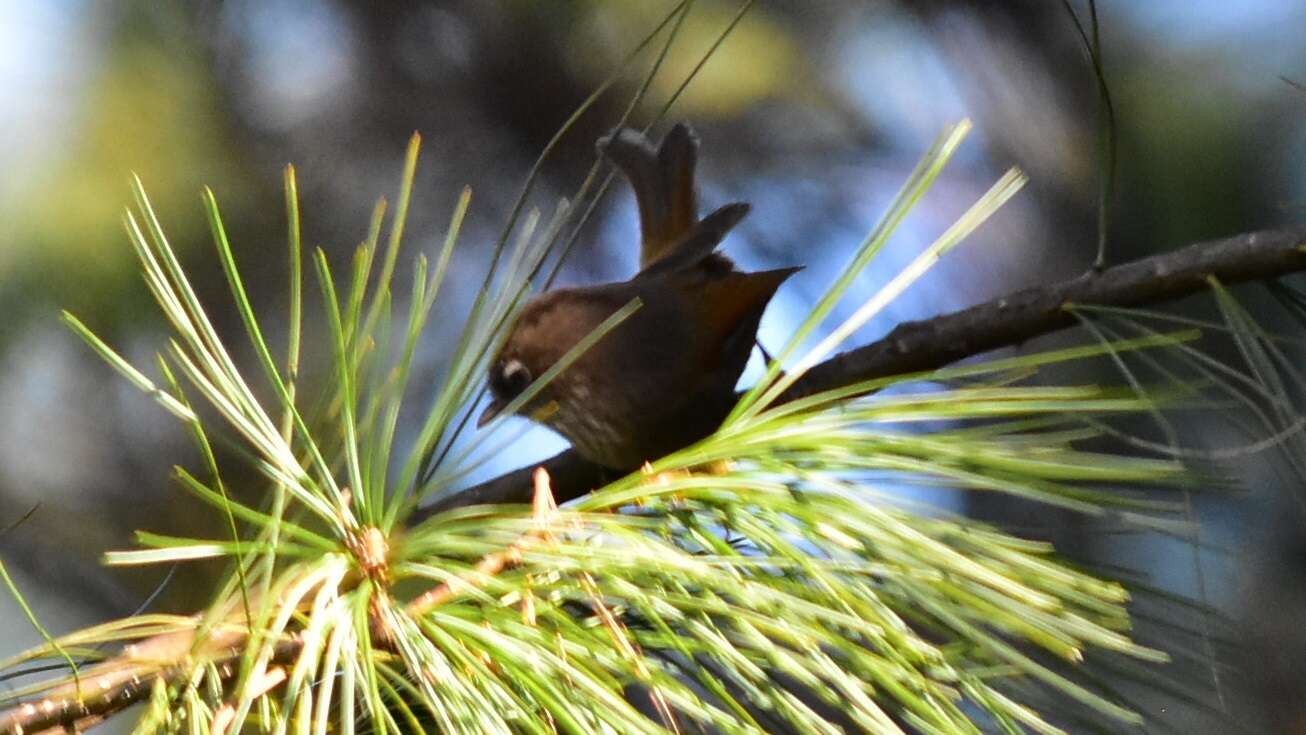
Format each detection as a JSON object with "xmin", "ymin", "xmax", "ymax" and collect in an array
[
  {"xmin": 681, "ymin": 266, "xmax": 801, "ymax": 371},
  {"xmin": 634, "ymin": 202, "xmax": 750, "ymax": 281}
]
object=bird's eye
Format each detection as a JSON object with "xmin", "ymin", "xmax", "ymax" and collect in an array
[{"xmin": 493, "ymin": 358, "xmax": 532, "ymax": 399}]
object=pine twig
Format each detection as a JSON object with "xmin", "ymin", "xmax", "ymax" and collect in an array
[
  {"xmin": 0, "ymin": 625, "xmax": 299, "ymax": 735},
  {"xmin": 0, "ymin": 472, "xmax": 565, "ymax": 735}
]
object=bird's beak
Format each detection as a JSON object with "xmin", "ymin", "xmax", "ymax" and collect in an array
[{"xmin": 477, "ymin": 400, "xmax": 504, "ymax": 428}]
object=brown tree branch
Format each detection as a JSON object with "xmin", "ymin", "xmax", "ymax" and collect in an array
[
  {"xmin": 410, "ymin": 223, "xmax": 1306, "ymax": 520},
  {"xmin": 0, "ymin": 624, "xmax": 303, "ymax": 735}
]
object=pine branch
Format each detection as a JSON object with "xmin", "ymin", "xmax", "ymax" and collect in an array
[
  {"xmin": 4, "ymin": 224, "xmax": 1305, "ymax": 735},
  {"xmin": 411, "ymin": 223, "xmax": 1306, "ymax": 520},
  {"xmin": 0, "ymin": 472, "xmax": 567, "ymax": 735},
  {"xmin": 0, "ymin": 625, "xmax": 300, "ymax": 735}
]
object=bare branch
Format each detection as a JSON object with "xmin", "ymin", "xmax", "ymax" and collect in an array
[
  {"xmin": 0, "ymin": 625, "xmax": 293, "ymax": 735},
  {"xmin": 411, "ymin": 223, "xmax": 1306, "ymax": 519}
]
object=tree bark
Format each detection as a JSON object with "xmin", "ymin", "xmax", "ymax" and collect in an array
[{"xmin": 410, "ymin": 223, "xmax": 1306, "ymax": 522}]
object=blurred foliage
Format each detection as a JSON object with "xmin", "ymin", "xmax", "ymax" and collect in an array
[
  {"xmin": 0, "ymin": 0, "xmax": 1304, "ymax": 730},
  {"xmin": 571, "ymin": 2, "xmax": 808, "ymax": 119},
  {"xmin": 1, "ymin": 5, "xmax": 247, "ymax": 330}
]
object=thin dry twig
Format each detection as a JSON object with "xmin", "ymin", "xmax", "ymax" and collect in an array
[
  {"xmin": 578, "ymin": 571, "xmax": 681, "ymax": 733},
  {"xmin": 211, "ymin": 666, "xmax": 287, "ymax": 735},
  {"xmin": 406, "ymin": 467, "xmax": 558, "ymax": 617}
]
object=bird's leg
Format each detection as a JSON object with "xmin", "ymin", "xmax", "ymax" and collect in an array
[{"xmin": 756, "ymin": 339, "xmax": 787, "ymax": 379}]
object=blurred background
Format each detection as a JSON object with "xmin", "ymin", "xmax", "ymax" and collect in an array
[{"xmin": 1, "ymin": 1, "xmax": 1305, "ymax": 732}]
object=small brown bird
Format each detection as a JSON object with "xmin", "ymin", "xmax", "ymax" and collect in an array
[{"xmin": 479, "ymin": 123, "xmax": 797, "ymax": 470}]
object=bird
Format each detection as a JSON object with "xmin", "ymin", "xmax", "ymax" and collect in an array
[{"xmin": 478, "ymin": 123, "xmax": 798, "ymax": 470}]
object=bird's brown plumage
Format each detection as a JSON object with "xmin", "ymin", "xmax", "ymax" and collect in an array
[{"xmin": 481, "ymin": 124, "xmax": 796, "ymax": 470}]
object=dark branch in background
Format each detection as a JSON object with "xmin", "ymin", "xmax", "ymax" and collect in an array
[{"xmin": 411, "ymin": 223, "xmax": 1306, "ymax": 521}]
